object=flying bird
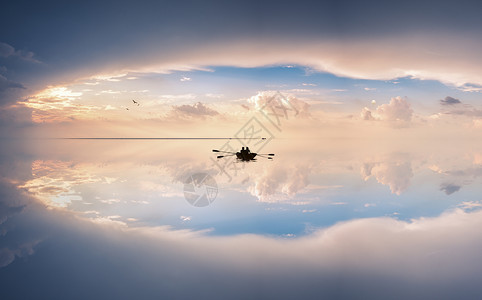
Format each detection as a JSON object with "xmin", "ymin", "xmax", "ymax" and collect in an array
[{"xmin": 132, "ymin": 99, "xmax": 140, "ymax": 106}]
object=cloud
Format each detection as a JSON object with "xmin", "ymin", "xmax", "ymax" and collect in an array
[
  {"xmin": 458, "ymin": 201, "xmax": 482, "ymax": 210},
  {"xmin": 440, "ymin": 183, "xmax": 461, "ymax": 195},
  {"xmin": 170, "ymin": 102, "xmax": 219, "ymax": 118},
  {"xmin": 19, "ymin": 160, "xmax": 106, "ymax": 208},
  {"xmin": 361, "ymin": 156, "xmax": 413, "ymax": 195},
  {"xmin": 247, "ymin": 91, "xmax": 310, "ymax": 119},
  {"xmin": 473, "ymin": 119, "xmax": 482, "ymax": 129},
  {"xmin": 376, "ymin": 96, "xmax": 413, "ymax": 124},
  {"xmin": 361, "ymin": 96, "xmax": 413, "ymax": 127},
  {"xmin": 249, "ymin": 164, "xmax": 310, "ymax": 202},
  {"xmin": 0, "ymin": 177, "xmax": 41, "ymax": 268},
  {"xmin": 440, "ymin": 96, "xmax": 461, "ymax": 105},
  {"xmin": 180, "ymin": 216, "xmax": 191, "ymax": 222},
  {"xmin": 3, "ymin": 140, "xmax": 482, "ymax": 297},
  {"xmin": 0, "ymin": 74, "xmax": 25, "ymax": 92},
  {"xmin": 458, "ymin": 83, "xmax": 482, "ymax": 92},
  {"xmin": 0, "ymin": 179, "xmax": 30, "ymax": 228},
  {"xmin": 0, "ymin": 42, "xmax": 40, "ymax": 63},
  {"xmin": 70, "ymin": 34, "xmax": 482, "ymax": 92},
  {"xmin": 0, "ymin": 202, "xmax": 24, "ymax": 226},
  {"xmin": 0, "ymin": 241, "xmax": 40, "ymax": 268},
  {"xmin": 180, "ymin": 76, "xmax": 191, "ymax": 82},
  {"xmin": 11, "ymin": 206, "xmax": 482, "ymax": 299},
  {"xmin": 0, "ymin": 74, "xmax": 26, "ymax": 108},
  {"xmin": 0, "ymin": 42, "xmax": 16, "ymax": 57},
  {"xmin": 360, "ymin": 107, "xmax": 375, "ymax": 120},
  {"xmin": 441, "ymin": 100, "xmax": 482, "ymax": 118}
]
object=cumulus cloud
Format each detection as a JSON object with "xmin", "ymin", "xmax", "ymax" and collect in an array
[
  {"xmin": 170, "ymin": 102, "xmax": 219, "ymax": 118},
  {"xmin": 361, "ymin": 157, "xmax": 413, "ymax": 195},
  {"xmin": 361, "ymin": 96, "xmax": 413, "ymax": 127},
  {"xmin": 376, "ymin": 96, "xmax": 413, "ymax": 124},
  {"xmin": 440, "ymin": 96, "xmax": 461, "ymax": 105},
  {"xmin": 247, "ymin": 91, "xmax": 310, "ymax": 120},
  {"xmin": 249, "ymin": 164, "xmax": 310, "ymax": 202},
  {"xmin": 360, "ymin": 107, "xmax": 375, "ymax": 120}
]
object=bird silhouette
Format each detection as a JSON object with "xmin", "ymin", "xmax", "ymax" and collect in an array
[{"xmin": 132, "ymin": 99, "xmax": 140, "ymax": 106}]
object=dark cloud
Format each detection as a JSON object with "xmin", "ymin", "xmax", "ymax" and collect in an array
[
  {"xmin": 440, "ymin": 183, "xmax": 461, "ymax": 195},
  {"xmin": 0, "ymin": 74, "xmax": 27, "ymax": 109},
  {"xmin": 0, "ymin": 203, "xmax": 24, "ymax": 226},
  {"xmin": 0, "ymin": 242, "xmax": 39, "ymax": 268},
  {"xmin": 171, "ymin": 102, "xmax": 219, "ymax": 118},
  {"xmin": 0, "ymin": 177, "xmax": 37, "ymax": 268},
  {"xmin": 0, "ymin": 42, "xmax": 39, "ymax": 63},
  {"xmin": 0, "ymin": 74, "xmax": 25, "ymax": 91},
  {"xmin": 0, "ymin": 178, "xmax": 30, "ymax": 231},
  {"xmin": 440, "ymin": 96, "xmax": 461, "ymax": 105}
]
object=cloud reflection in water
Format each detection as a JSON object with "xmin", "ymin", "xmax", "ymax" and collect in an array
[{"xmin": 1, "ymin": 138, "xmax": 482, "ymax": 298}]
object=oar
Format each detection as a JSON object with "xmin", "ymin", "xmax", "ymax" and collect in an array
[
  {"xmin": 212, "ymin": 149, "xmax": 236, "ymax": 154},
  {"xmin": 217, "ymin": 154, "xmax": 236, "ymax": 159},
  {"xmin": 257, "ymin": 153, "xmax": 275, "ymax": 156}
]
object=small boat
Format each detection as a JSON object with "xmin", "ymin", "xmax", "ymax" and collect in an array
[{"xmin": 213, "ymin": 147, "xmax": 274, "ymax": 161}]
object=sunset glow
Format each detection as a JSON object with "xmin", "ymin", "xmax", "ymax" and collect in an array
[{"xmin": 2, "ymin": 1, "xmax": 482, "ymax": 299}]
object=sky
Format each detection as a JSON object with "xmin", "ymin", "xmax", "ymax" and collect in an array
[{"xmin": 2, "ymin": 0, "xmax": 482, "ymax": 299}]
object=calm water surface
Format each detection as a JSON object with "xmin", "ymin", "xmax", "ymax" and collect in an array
[{"xmin": 1, "ymin": 137, "xmax": 482, "ymax": 299}]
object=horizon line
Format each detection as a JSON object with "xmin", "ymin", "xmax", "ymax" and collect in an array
[{"xmin": 51, "ymin": 137, "xmax": 268, "ymax": 140}]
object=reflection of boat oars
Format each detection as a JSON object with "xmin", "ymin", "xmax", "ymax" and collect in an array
[{"xmin": 257, "ymin": 156, "xmax": 273, "ymax": 160}]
